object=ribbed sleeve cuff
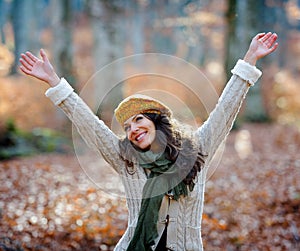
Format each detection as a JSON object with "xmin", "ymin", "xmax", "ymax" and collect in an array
[
  {"xmin": 231, "ymin": 59, "xmax": 262, "ymax": 86},
  {"xmin": 45, "ymin": 78, "xmax": 74, "ymax": 105}
]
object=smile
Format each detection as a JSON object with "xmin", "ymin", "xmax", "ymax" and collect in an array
[{"xmin": 135, "ymin": 132, "xmax": 146, "ymax": 142}]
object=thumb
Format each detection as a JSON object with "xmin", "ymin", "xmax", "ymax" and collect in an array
[{"xmin": 40, "ymin": 48, "xmax": 50, "ymax": 63}]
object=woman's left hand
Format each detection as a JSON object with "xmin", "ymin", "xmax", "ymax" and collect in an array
[{"xmin": 243, "ymin": 32, "xmax": 278, "ymax": 65}]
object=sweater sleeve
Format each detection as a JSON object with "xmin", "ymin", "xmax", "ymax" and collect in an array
[
  {"xmin": 45, "ymin": 78, "xmax": 123, "ymax": 173},
  {"xmin": 195, "ymin": 59, "xmax": 262, "ymax": 164}
]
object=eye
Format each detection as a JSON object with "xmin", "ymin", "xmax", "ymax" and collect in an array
[
  {"xmin": 135, "ymin": 115, "xmax": 144, "ymax": 122},
  {"xmin": 124, "ymin": 125, "xmax": 130, "ymax": 132}
]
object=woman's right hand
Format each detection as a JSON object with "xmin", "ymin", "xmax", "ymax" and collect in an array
[
  {"xmin": 19, "ymin": 49, "xmax": 60, "ymax": 87},
  {"xmin": 243, "ymin": 32, "xmax": 278, "ymax": 66}
]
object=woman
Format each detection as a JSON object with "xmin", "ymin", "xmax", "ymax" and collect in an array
[{"xmin": 19, "ymin": 32, "xmax": 278, "ymax": 251}]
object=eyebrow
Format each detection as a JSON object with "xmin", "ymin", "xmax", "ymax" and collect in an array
[{"xmin": 123, "ymin": 114, "xmax": 139, "ymax": 127}]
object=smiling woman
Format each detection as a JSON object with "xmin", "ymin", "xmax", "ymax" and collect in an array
[
  {"xmin": 19, "ymin": 32, "xmax": 278, "ymax": 251},
  {"xmin": 115, "ymin": 94, "xmax": 172, "ymax": 151}
]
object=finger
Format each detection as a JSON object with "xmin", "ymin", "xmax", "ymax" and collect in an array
[
  {"xmin": 19, "ymin": 57, "xmax": 33, "ymax": 71},
  {"xmin": 263, "ymin": 33, "xmax": 278, "ymax": 49},
  {"xmin": 20, "ymin": 53, "xmax": 34, "ymax": 67},
  {"xmin": 40, "ymin": 49, "xmax": 50, "ymax": 63},
  {"xmin": 254, "ymin": 32, "xmax": 266, "ymax": 40},
  {"xmin": 25, "ymin": 51, "xmax": 39, "ymax": 62},
  {"xmin": 269, "ymin": 42, "xmax": 279, "ymax": 53},
  {"xmin": 260, "ymin": 32, "xmax": 272, "ymax": 42},
  {"xmin": 268, "ymin": 33, "xmax": 278, "ymax": 44},
  {"xmin": 24, "ymin": 51, "xmax": 37, "ymax": 66},
  {"xmin": 19, "ymin": 65, "xmax": 32, "ymax": 75}
]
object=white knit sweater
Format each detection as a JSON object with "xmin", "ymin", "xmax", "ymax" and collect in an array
[{"xmin": 45, "ymin": 59, "xmax": 262, "ymax": 251}]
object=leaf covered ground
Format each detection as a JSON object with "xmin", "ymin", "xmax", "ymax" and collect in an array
[{"xmin": 0, "ymin": 123, "xmax": 299, "ymax": 251}]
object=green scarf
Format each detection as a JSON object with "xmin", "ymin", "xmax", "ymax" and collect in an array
[{"xmin": 126, "ymin": 151, "xmax": 189, "ymax": 251}]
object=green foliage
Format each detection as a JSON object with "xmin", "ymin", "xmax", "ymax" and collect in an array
[{"xmin": 0, "ymin": 119, "xmax": 70, "ymax": 160}]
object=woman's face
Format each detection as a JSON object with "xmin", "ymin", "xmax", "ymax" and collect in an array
[{"xmin": 124, "ymin": 114, "xmax": 156, "ymax": 150}]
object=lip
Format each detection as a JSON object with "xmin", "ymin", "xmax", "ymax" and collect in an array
[{"xmin": 135, "ymin": 132, "xmax": 147, "ymax": 142}]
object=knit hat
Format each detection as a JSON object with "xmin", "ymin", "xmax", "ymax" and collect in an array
[{"xmin": 114, "ymin": 94, "xmax": 172, "ymax": 125}]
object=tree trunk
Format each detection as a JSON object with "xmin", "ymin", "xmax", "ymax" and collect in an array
[
  {"xmin": 50, "ymin": 0, "xmax": 75, "ymax": 84},
  {"xmin": 0, "ymin": 0, "xmax": 11, "ymax": 44},
  {"xmin": 225, "ymin": 0, "xmax": 268, "ymax": 122},
  {"xmin": 10, "ymin": 0, "xmax": 32, "ymax": 74},
  {"xmin": 87, "ymin": 0, "xmax": 126, "ymax": 123}
]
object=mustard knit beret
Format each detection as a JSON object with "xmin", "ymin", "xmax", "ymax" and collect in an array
[{"xmin": 114, "ymin": 94, "xmax": 172, "ymax": 125}]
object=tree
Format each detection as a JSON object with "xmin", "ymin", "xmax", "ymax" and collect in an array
[
  {"xmin": 225, "ymin": 0, "xmax": 268, "ymax": 122},
  {"xmin": 85, "ymin": 0, "xmax": 126, "ymax": 123},
  {"xmin": 10, "ymin": 0, "xmax": 32, "ymax": 74},
  {"xmin": 50, "ymin": 0, "xmax": 75, "ymax": 84},
  {"xmin": 0, "ymin": 0, "xmax": 11, "ymax": 44},
  {"xmin": 8, "ymin": 0, "xmax": 48, "ymax": 75}
]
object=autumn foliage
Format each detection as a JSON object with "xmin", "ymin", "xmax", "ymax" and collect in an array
[{"xmin": 0, "ymin": 123, "xmax": 299, "ymax": 251}]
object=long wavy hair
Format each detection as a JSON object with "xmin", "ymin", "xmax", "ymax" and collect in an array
[{"xmin": 119, "ymin": 113, "xmax": 206, "ymax": 190}]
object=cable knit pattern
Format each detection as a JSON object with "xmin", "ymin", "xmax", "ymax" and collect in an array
[
  {"xmin": 45, "ymin": 59, "xmax": 262, "ymax": 251},
  {"xmin": 231, "ymin": 59, "xmax": 262, "ymax": 86},
  {"xmin": 45, "ymin": 78, "xmax": 74, "ymax": 105},
  {"xmin": 196, "ymin": 60, "xmax": 262, "ymax": 164},
  {"xmin": 176, "ymin": 198, "xmax": 185, "ymax": 251}
]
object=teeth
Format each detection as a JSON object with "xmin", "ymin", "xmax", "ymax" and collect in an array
[{"xmin": 136, "ymin": 132, "xmax": 146, "ymax": 141}]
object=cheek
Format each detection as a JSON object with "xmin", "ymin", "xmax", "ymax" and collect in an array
[
  {"xmin": 149, "ymin": 126, "xmax": 156, "ymax": 141},
  {"xmin": 126, "ymin": 132, "xmax": 132, "ymax": 141}
]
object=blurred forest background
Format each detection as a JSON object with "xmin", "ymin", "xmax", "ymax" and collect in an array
[{"xmin": 0, "ymin": 0, "xmax": 300, "ymax": 250}]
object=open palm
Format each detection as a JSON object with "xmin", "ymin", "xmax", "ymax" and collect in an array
[
  {"xmin": 243, "ymin": 32, "xmax": 278, "ymax": 66},
  {"xmin": 19, "ymin": 49, "xmax": 60, "ymax": 87}
]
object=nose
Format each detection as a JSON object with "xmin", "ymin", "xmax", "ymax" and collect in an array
[
  {"xmin": 127, "ymin": 124, "xmax": 139, "ymax": 140},
  {"xmin": 130, "ymin": 123, "xmax": 139, "ymax": 133}
]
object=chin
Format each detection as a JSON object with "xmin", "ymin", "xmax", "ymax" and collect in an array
[
  {"xmin": 138, "ymin": 144, "xmax": 151, "ymax": 151},
  {"xmin": 132, "ymin": 142, "xmax": 151, "ymax": 152}
]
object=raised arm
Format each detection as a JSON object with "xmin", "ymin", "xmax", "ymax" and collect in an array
[
  {"xmin": 19, "ymin": 50, "xmax": 123, "ymax": 172},
  {"xmin": 196, "ymin": 32, "xmax": 278, "ymax": 163}
]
